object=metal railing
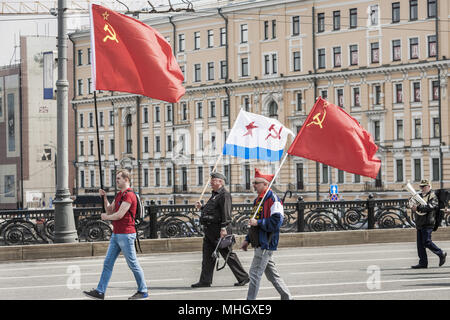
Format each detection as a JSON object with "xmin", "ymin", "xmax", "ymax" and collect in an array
[{"xmin": 0, "ymin": 194, "xmax": 448, "ymax": 246}]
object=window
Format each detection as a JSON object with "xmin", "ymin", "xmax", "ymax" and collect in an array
[
  {"xmin": 196, "ymin": 102, "xmax": 203, "ymax": 119},
  {"xmin": 89, "ymin": 112, "xmax": 93, "ymax": 127},
  {"xmin": 371, "ymin": 42, "xmax": 380, "ymax": 63},
  {"xmin": 207, "ymin": 62, "xmax": 214, "ymax": 81},
  {"xmin": 337, "ymin": 88, "xmax": 344, "ymax": 107},
  {"xmin": 264, "ymin": 21, "xmax": 269, "ymax": 40},
  {"xmin": 155, "ymin": 136, "xmax": 161, "ymax": 153},
  {"xmin": 209, "ymin": 101, "xmax": 216, "ymax": 118},
  {"xmin": 396, "ymin": 159, "xmax": 404, "ymax": 182},
  {"xmin": 428, "ymin": 35, "xmax": 437, "ymax": 57},
  {"xmin": 392, "ymin": 40, "xmax": 401, "ymax": 61},
  {"xmin": 220, "ymin": 61, "xmax": 227, "ymax": 79},
  {"xmin": 293, "ymin": 51, "xmax": 301, "ymax": 71},
  {"xmin": 414, "ymin": 159, "xmax": 421, "ymax": 181},
  {"xmin": 80, "ymin": 171, "xmax": 85, "ymax": 188},
  {"xmin": 318, "ymin": 48, "xmax": 326, "ymax": 69},
  {"xmin": 155, "ymin": 106, "xmax": 160, "ymax": 122},
  {"xmin": 109, "ymin": 111, "xmax": 114, "ymax": 126},
  {"xmin": 410, "ymin": 37, "xmax": 419, "ymax": 59},
  {"xmin": 396, "ymin": 119, "xmax": 404, "ymax": 140},
  {"xmin": 413, "ymin": 82, "xmax": 421, "ymax": 102},
  {"xmin": 194, "ymin": 32, "xmax": 200, "ymax": 50},
  {"xmin": 88, "ymin": 78, "xmax": 92, "ymax": 94},
  {"xmin": 178, "ymin": 34, "xmax": 185, "ymax": 52},
  {"xmin": 79, "ymin": 141, "xmax": 84, "ymax": 156},
  {"xmin": 244, "ymin": 97, "xmax": 250, "ymax": 111},
  {"xmin": 245, "ymin": 164, "xmax": 251, "ymax": 190},
  {"xmin": 296, "ymin": 163, "xmax": 304, "ymax": 190},
  {"xmin": 432, "ymin": 117, "xmax": 440, "ymax": 138},
  {"xmin": 143, "ymin": 107, "xmax": 148, "ymax": 123},
  {"xmin": 373, "ymin": 120, "xmax": 380, "ymax": 142},
  {"xmin": 410, "ymin": 0, "xmax": 418, "ymax": 21},
  {"xmin": 264, "ymin": 55, "xmax": 270, "ymax": 74},
  {"xmin": 338, "ymin": 170, "xmax": 344, "ymax": 183},
  {"xmin": 222, "ymin": 99, "xmax": 229, "ymax": 117},
  {"xmin": 194, "ymin": 64, "xmax": 201, "ymax": 82},
  {"xmin": 333, "ymin": 11, "xmax": 340, "ymax": 30},
  {"xmin": 99, "ymin": 111, "xmax": 104, "ymax": 127},
  {"xmin": 198, "ymin": 166, "xmax": 203, "ymax": 185},
  {"xmin": 296, "ymin": 92, "xmax": 302, "ymax": 111},
  {"xmin": 77, "ymin": 79, "xmax": 83, "ymax": 96},
  {"xmin": 126, "ymin": 114, "xmax": 132, "ymax": 153},
  {"xmin": 350, "ymin": 45, "xmax": 358, "ymax": 65},
  {"xmin": 432, "ymin": 80, "xmax": 440, "ymax": 100},
  {"xmin": 428, "ymin": 0, "xmax": 436, "ymax": 18},
  {"xmin": 269, "ymin": 101, "xmax": 278, "ymax": 117},
  {"xmin": 353, "ymin": 87, "xmax": 360, "ymax": 107},
  {"xmin": 79, "ymin": 114, "xmax": 84, "ymax": 128},
  {"xmin": 271, "ymin": 20, "xmax": 276, "ymax": 39},
  {"xmin": 167, "ymin": 168, "xmax": 172, "ymax": 186},
  {"xmin": 166, "ymin": 105, "xmax": 172, "ymax": 122},
  {"xmin": 167, "ymin": 135, "xmax": 172, "ymax": 152},
  {"xmin": 322, "ymin": 164, "xmax": 328, "ymax": 183},
  {"xmin": 220, "ymin": 28, "xmax": 226, "ymax": 46},
  {"xmin": 321, "ymin": 89, "xmax": 328, "ymax": 100},
  {"xmin": 240, "ymin": 24, "xmax": 248, "ymax": 43},
  {"xmin": 182, "ymin": 102, "xmax": 188, "ymax": 121},
  {"xmin": 317, "ymin": 13, "xmax": 325, "ymax": 32},
  {"xmin": 333, "ymin": 47, "xmax": 341, "ymax": 67},
  {"xmin": 374, "ymin": 85, "xmax": 381, "ymax": 105},
  {"xmin": 392, "ymin": 2, "xmax": 400, "ymax": 23},
  {"xmin": 197, "ymin": 133, "xmax": 203, "ymax": 151},
  {"xmin": 432, "ymin": 158, "xmax": 440, "ymax": 181},
  {"xmin": 414, "ymin": 118, "xmax": 421, "ymax": 139},
  {"xmin": 395, "ymin": 83, "xmax": 403, "ymax": 103},
  {"xmin": 180, "ymin": 65, "xmax": 185, "ymax": 82},
  {"xmin": 370, "ymin": 5, "xmax": 379, "ymax": 26},
  {"xmin": 155, "ymin": 168, "xmax": 160, "ymax": 187},
  {"xmin": 292, "ymin": 16, "xmax": 300, "ymax": 35},
  {"xmin": 77, "ymin": 49, "xmax": 82, "ymax": 66},
  {"xmin": 241, "ymin": 58, "xmax": 249, "ymax": 77},
  {"xmin": 349, "ymin": 8, "xmax": 357, "ymax": 28},
  {"xmin": 272, "ymin": 54, "xmax": 277, "ymax": 74},
  {"xmin": 207, "ymin": 30, "xmax": 213, "ymax": 48},
  {"xmin": 110, "ymin": 139, "xmax": 115, "ymax": 154},
  {"xmin": 143, "ymin": 169, "xmax": 148, "ymax": 187}
]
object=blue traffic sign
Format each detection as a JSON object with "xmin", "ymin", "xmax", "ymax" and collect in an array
[{"xmin": 330, "ymin": 184, "xmax": 338, "ymax": 194}]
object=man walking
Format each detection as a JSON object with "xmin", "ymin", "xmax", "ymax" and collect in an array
[
  {"xmin": 410, "ymin": 179, "xmax": 447, "ymax": 269},
  {"xmin": 191, "ymin": 172, "xmax": 249, "ymax": 288},
  {"xmin": 83, "ymin": 169, "xmax": 148, "ymax": 300},
  {"xmin": 241, "ymin": 168, "xmax": 292, "ymax": 300}
]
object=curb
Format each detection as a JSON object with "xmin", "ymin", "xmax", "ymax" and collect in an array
[{"xmin": 1, "ymin": 227, "xmax": 449, "ymax": 262}]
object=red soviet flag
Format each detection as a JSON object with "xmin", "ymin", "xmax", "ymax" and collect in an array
[
  {"xmin": 89, "ymin": 4, "xmax": 185, "ymax": 103},
  {"xmin": 288, "ymin": 97, "xmax": 381, "ymax": 179}
]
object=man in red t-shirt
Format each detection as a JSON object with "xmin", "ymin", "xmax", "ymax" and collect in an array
[{"xmin": 83, "ymin": 169, "xmax": 148, "ymax": 300}]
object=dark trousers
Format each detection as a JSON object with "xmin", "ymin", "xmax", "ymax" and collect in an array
[
  {"xmin": 199, "ymin": 236, "xmax": 248, "ymax": 285},
  {"xmin": 416, "ymin": 228, "xmax": 443, "ymax": 267}
]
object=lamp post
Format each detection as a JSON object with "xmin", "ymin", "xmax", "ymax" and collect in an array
[{"xmin": 53, "ymin": 0, "xmax": 78, "ymax": 243}]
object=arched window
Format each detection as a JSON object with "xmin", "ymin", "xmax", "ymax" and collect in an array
[
  {"xmin": 126, "ymin": 114, "xmax": 132, "ymax": 153},
  {"xmin": 269, "ymin": 100, "xmax": 278, "ymax": 118}
]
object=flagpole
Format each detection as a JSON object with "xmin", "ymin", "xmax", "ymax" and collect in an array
[
  {"xmin": 93, "ymin": 91, "xmax": 105, "ymax": 213},
  {"xmin": 198, "ymin": 153, "xmax": 223, "ymax": 203},
  {"xmin": 251, "ymin": 152, "xmax": 290, "ymax": 219}
]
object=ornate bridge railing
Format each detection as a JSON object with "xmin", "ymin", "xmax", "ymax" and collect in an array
[{"xmin": 0, "ymin": 192, "xmax": 448, "ymax": 245}]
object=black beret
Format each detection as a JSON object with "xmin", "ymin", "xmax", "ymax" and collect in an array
[{"xmin": 210, "ymin": 172, "xmax": 226, "ymax": 182}]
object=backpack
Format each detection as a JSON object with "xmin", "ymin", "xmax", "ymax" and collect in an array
[
  {"xmin": 120, "ymin": 189, "xmax": 145, "ymax": 253},
  {"xmin": 433, "ymin": 189, "xmax": 448, "ymax": 232}
]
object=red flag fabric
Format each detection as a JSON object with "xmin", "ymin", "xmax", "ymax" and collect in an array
[
  {"xmin": 287, "ymin": 97, "xmax": 381, "ymax": 179},
  {"xmin": 90, "ymin": 4, "xmax": 185, "ymax": 103}
]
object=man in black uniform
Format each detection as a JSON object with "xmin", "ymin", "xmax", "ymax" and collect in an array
[
  {"xmin": 410, "ymin": 179, "xmax": 447, "ymax": 269},
  {"xmin": 191, "ymin": 172, "xmax": 249, "ymax": 288}
]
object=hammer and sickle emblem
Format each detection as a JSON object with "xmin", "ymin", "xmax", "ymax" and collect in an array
[
  {"xmin": 265, "ymin": 124, "xmax": 283, "ymax": 140},
  {"xmin": 103, "ymin": 22, "xmax": 119, "ymax": 43},
  {"xmin": 306, "ymin": 102, "xmax": 328, "ymax": 128}
]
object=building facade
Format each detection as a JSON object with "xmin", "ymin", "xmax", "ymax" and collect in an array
[
  {"xmin": 0, "ymin": 35, "xmax": 76, "ymax": 209},
  {"xmin": 70, "ymin": 0, "xmax": 449, "ymax": 204}
]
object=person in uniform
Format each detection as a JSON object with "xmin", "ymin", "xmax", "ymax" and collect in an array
[
  {"xmin": 410, "ymin": 179, "xmax": 447, "ymax": 269},
  {"xmin": 191, "ymin": 172, "xmax": 249, "ymax": 288},
  {"xmin": 241, "ymin": 168, "xmax": 292, "ymax": 300}
]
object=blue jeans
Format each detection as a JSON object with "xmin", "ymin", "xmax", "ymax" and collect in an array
[{"xmin": 96, "ymin": 233, "xmax": 147, "ymax": 294}]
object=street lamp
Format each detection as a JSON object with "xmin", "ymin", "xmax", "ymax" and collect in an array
[{"xmin": 53, "ymin": 0, "xmax": 78, "ymax": 243}]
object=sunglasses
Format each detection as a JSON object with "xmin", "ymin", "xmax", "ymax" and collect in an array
[{"xmin": 252, "ymin": 181, "xmax": 264, "ymax": 185}]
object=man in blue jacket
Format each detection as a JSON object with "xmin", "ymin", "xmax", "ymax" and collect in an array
[{"xmin": 241, "ymin": 168, "xmax": 292, "ymax": 300}]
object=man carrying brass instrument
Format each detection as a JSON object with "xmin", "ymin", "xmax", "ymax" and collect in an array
[{"xmin": 409, "ymin": 179, "xmax": 446, "ymax": 269}]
